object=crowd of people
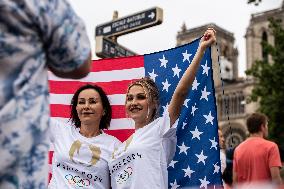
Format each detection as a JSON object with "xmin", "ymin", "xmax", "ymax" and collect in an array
[{"xmin": 0, "ymin": 0, "xmax": 283, "ymax": 189}]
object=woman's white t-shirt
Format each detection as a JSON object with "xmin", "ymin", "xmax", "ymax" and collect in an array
[
  {"xmin": 48, "ymin": 119, "xmax": 121, "ymax": 189},
  {"xmin": 109, "ymin": 109, "xmax": 178, "ymax": 189}
]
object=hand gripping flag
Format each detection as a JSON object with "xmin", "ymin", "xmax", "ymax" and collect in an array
[{"xmin": 48, "ymin": 38, "xmax": 222, "ymax": 188}]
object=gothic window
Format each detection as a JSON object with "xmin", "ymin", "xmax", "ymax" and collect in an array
[
  {"xmin": 232, "ymin": 93, "xmax": 237, "ymax": 116},
  {"xmin": 261, "ymin": 31, "xmax": 268, "ymax": 62},
  {"xmin": 222, "ymin": 45, "xmax": 229, "ymax": 57},
  {"xmin": 236, "ymin": 93, "xmax": 240, "ymax": 115},
  {"xmin": 239, "ymin": 93, "xmax": 245, "ymax": 114},
  {"xmin": 220, "ymin": 96, "xmax": 225, "ymax": 119},
  {"xmin": 217, "ymin": 95, "xmax": 222, "ymax": 118},
  {"xmin": 230, "ymin": 95, "xmax": 234, "ymax": 116},
  {"xmin": 218, "ymin": 92, "xmax": 245, "ymax": 120},
  {"xmin": 220, "ymin": 95, "xmax": 230, "ymax": 119}
]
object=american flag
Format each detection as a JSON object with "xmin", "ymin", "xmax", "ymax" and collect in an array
[{"xmin": 48, "ymin": 38, "xmax": 222, "ymax": 188}]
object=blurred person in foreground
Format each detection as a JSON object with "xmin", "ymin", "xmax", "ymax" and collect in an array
[
  {"xmin": 0, "ymin": 0, "xmax": 92, "ymax": 188},
  {"xmin": 233, "ymin": 113, "xmax": 282, "ymax": 187}
]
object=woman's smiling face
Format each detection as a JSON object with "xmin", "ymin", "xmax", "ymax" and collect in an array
[
  {"xmin": 126, "ymin": 85, "xmax": 154, "ymax": 126},
  {"xmin": 76, "ymin": 88, "xmax": 104, "ymax": 126}
]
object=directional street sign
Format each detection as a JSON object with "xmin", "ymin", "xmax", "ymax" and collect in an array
[
  {"xmin": 95, "ymin": 7, "xmax": 163, "ymax": 58},
  {"xmin": 95, "ymin": 36, "xmax": 137, "ymax": 58},
  {"xmin": 95, "ymin": 7, "xmax": 163, "ymax": 37}
]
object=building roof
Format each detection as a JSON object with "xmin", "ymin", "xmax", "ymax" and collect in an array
[{"xmin": 177, "ymin": 23, "xmax": 235, "ymax": 42}]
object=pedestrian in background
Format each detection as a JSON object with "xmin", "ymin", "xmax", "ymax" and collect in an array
[
  {"xmin": 0, "ymin": 0, "xmax": 92, "ymax": 188},
  {"xmin": 233, "ymin": 113, "xmax": 282, "ymax": 187}
]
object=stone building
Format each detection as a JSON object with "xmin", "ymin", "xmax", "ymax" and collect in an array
[
  {"xmin": 246, "ymin": 1, "xmax": 284, "ymax": 71},
  {"xmin": 176, "ymin": 1, "xmax": 284, "ymax": 148}
]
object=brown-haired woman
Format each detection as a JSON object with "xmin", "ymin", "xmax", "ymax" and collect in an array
[{"xmin": 49, "ymin": 84, "xmax": 121, "ymax": 189}]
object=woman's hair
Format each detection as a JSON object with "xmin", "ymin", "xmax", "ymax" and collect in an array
[
  {"xmin": 126, "ymin": 77, "xmax": 160, "ymax": 121},
  {"xmin": 70, "ymin": 84, "xmax": 111, "ymax": 130}
]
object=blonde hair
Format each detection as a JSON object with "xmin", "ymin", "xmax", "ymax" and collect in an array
[{"xmin": 126, "ymin": 77, "xmax": 160, "ymax": 121}]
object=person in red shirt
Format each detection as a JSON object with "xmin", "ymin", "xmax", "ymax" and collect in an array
[{"xmin": 233, "ymin": 113, "xmax": 282, "ymax": 186}]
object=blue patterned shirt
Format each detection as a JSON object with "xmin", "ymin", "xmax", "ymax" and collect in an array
[{"xmin": 0, "ymin": 0, "xmax": 91, "ymax": 184}]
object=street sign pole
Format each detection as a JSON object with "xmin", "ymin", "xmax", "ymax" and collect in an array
[{"xmin": 95, "ymin": 36, "xmax": 137, "ymax": 58}]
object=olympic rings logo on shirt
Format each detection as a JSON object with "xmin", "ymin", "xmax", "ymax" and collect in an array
[
  {"xmin": 116, "ymin": 167, "xmax": 133, "ymax": 184},
  {"xmin": 65, "ymin": 174, "xmax": 91, "ymax": 187}
]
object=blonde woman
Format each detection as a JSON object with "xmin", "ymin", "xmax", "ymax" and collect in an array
[{"xmin": 109, "ymin": 28, "xmax": 216, "ymax": 189}]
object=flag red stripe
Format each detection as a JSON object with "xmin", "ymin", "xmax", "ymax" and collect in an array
[
  {"xmin": 104, "ymin": 129, "xmax": 134, "ymax": 142},
  {"xmin": 49, "ymin": 79, "xmax": 134, "ymax": 95},
  {"xmin": 91, "ymin": 56, "xmax": 144, "ymax": 72},
  {"xmin": 48, "ymin": 151, "xmax": 54, "ymax": 164},
  {"xmin": 48, "ymin": 173, "xmax": 52, "ymax": 183},
  {"xmin": 50, "ymin": 104, "xmax": 126, "ymax": 119}
]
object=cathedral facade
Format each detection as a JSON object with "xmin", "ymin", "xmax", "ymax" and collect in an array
[{"xmin": 176, "ymin": 1, "xmax": 284, "ymax": 148}]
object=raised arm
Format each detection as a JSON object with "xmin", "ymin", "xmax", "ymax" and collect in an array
[{"xmin": 168, "ymin": 28, "xmax": 216, "ymax": 126}]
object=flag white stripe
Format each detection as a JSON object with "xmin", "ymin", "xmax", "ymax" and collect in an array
[
  {"xmin": 110, "ymin": 118, "xmax": 134, "ymax": 130},
  {"xmin": 49, "ymin": 164, "xmax": 53, "ymax": 174},
  {"xmin": 51, "ymin": 117, "xmax": 134, "ymax": 130},
  {"xmin": 49, "ymin": 143, "xmax": 54, "ymax": 151},
  {"xmin": 48, "ymin": 67, "xmax": 145, "ymax": 82},
  {"xmin": 50, "ymin": 93, "xmax": 126, "ymax": 105}
]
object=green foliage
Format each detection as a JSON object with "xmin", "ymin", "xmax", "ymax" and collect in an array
[{"xmin": 245, "ymin": 18, "xmax": 284, "ymax": 159}]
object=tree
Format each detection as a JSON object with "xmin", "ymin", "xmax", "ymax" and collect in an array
[
  {"xmin": 247, "ymin": 0, "xmax": 262, "ymax": 5},
  {"xmin": 245, "ymin": 18, "xmax": 284, "ymax": 160}
]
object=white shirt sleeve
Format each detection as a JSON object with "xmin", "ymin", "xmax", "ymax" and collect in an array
[
  {"xmin": 48, "ymin": 118, "xmax": 65, "ymax": 143},
  {"xmin": 158, "ymin": 108, "xmax": 178, "ymax": 138},
  {"xmin": 158, "ymin": 108, "xmax": 178, "ymax": 164}
]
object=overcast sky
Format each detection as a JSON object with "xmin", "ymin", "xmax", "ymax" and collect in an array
[{"xmin": 68, "ymin": 0, "xmax": 282, "ymax": 77}]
